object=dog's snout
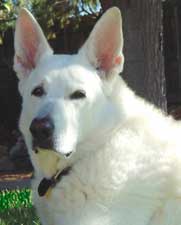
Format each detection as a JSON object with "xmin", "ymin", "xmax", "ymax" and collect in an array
[{"xmin": 30, "ymin": 116, "xmax": 54, "ymax": 148}]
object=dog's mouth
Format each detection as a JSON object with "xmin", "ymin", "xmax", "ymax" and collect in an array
[
  {"xmin": 32, "ymin": 136, "xmax": 75, "ymax": 197},
  {"xmin": 33, "ymin": 140, "xmax": 74, "ymax": 158},
  {"xmin": 33, "ymin": 147, "xmax": 73, "ymax": 197}
]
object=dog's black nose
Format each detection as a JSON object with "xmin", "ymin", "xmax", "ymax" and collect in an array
[{"xmin": 30, "ymin": 116, "xmax": 54, "ymax": 149}]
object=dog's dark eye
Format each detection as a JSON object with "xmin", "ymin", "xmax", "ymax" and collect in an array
[
  {"xmin": 31, "ymin": 86, "xmax": 45, "ymax": 97},
  {"xmin": 70, "ymin": 90, "xmax": 86, "ymax": 100}
]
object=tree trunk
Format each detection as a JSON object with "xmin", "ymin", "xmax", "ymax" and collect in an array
[
  {"xmin": 139, "ymin": 0, "xmax": 166, "ymax": 111},
  {"xmin": 100, "ymin": 0, "xmax": 167, "ymax": 111}
]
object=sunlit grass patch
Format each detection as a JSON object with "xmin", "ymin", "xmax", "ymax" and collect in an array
[
  {"xmin": 0, "ymin": 189, "xmax": 32, "ymax": 211},
  {"xmin": 0, "ymin": 189, "xmax": 41, "ymax": 225}
]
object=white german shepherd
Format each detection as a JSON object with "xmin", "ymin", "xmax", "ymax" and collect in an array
[{"xmin": 14, "ymin": 7, "xmax": 181, "ymax": 225}]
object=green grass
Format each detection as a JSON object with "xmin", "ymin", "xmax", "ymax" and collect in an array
[
  {"xmin": 0, "ymin": 189, "xmax": 41, "ymax": 225},
  {"xmin": 0, "ymin": 189, "xmax": 32, "ymax": 211}
]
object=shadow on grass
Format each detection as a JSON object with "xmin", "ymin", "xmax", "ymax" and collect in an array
[{"xmin": 0, "ymin": 207, "xmax": 41, "ymax": 225}]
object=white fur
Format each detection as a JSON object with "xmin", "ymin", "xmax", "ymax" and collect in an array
[{"xmin": 14, "ymin": 7, "xmax": 181, "ymax": 225}]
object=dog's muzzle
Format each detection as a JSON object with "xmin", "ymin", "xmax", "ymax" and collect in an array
[
  {"xmin": 30, "ymin": 115, "xmax": 54, "ymax": 150},
  {"xmin": 29, "ymin": 116, "xmax": 73, "ymax": 158}
]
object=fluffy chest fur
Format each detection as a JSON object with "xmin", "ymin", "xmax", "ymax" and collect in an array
[{"xmin": 32, "ymin": 119, "xmax": 181, "ymax": 225}]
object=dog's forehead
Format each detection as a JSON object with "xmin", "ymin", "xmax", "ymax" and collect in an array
[{"xmin": 34, "ymin": 54, "xmax": 101, "ymax": 86}]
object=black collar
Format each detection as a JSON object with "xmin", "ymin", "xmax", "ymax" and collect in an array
[{"xmin": 38, "ymin": 166, "xmax": 72, "ymax": 197}]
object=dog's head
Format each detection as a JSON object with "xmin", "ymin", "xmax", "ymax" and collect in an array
[{"xmin": 14, "ymin": 7, "xmax": 124, "ymax": 159}]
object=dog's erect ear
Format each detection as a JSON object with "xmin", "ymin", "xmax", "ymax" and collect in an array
[
  {"xmin": 14, "ymin": 8, "xmax": 53, "ymax": 79},
  {"xmin": 79, "ymin": 7, "xmax": 124, "ymax": 78}
]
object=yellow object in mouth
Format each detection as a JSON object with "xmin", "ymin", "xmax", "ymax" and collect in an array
[{"xmin": 35, "ymin": 148, "xmax": 60, "ymax": 178}]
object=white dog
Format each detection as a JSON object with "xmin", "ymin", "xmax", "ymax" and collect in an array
[{"xmin": 14, "ymin": 7, "xmax": 181, "ymax": 225}]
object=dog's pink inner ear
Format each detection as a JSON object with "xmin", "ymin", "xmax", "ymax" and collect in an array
[
  {"xmin": 95, "ymin": 24, "xmax": 122, "ymax": 72},
  {"xmin": 17, "ymin": 16, "xmax": 40, "ymax": 70},
  {"xmin": 98, "ymin": 53, "xmax": 122, "ymax": 72},
  {"xmin": 14, "ymin": 9, "xmax": 49, "ymax": 75}
]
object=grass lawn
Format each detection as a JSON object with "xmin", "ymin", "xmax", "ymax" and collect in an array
[{"xmin": 0, "ymin": 189, "xmax": 41, "ymax": 225}]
